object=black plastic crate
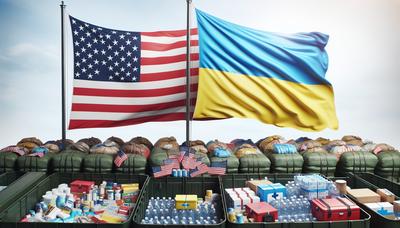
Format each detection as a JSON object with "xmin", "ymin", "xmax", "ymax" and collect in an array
[
  {"xmin": 0, "ymin": 172, "xmax": 149, "ymax": 228},
  {"xmin": 350, "ymin": 172, "xmax": 399, "ymax": 196},
  {"xmin": 221, "ymin": 173, "xmax": 371, "ymax": 228},
  {"xmin": 0, "ymin": 172, "xmax": 47, "ymax": 214},
  {"xmin": 133, "ymin": 176, "xmax": 226, "ymax": 228},
  {"xmin": 332, "ymin": 172, "xmax": 399, "ymax": 228}
]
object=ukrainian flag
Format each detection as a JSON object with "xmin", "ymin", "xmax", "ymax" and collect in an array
[{"xmin": 194, "ymin": 10, "xmax": 338, "ymax": 131}]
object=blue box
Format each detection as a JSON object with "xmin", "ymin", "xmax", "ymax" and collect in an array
[{"xmin": 257, "ymin": 183, "xmax": 286, "ymax": 202}]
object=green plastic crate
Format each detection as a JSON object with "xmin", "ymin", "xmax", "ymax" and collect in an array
[
  {"xmin": 221, "ymin": 174, "xmax": 371, "ymax": 228},
  {"xmin": 133, "ymin": 176, "xmax": 226, "ymax": 227},
  {"xmin": 332, "ymin": 172, "xmax": 399, "ymax": 228},
  {"xmin": 0, "ymin": 172, "xmax": 47, "ymax": 214},
  {"xmin": 0, "ymin": 172, "xmax": 149, "ymax": 228}
]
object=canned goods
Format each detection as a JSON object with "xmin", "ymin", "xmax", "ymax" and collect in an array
[
  {"xmin": 236, "ymin": 213, "xmax": 244, "ymax": 223},
  {"xmin": 177, "ymin": 169, "xmax": 183, "ymax": 177},
  {"xmin": 107, "ymin": 189, "xmax": 114, "ymax": 200},
  {"xmin": 172, "ymin": 169, "xmax": 178, "ymax": 177},
  {"xmin": 228, "ymin": 211, "xmax": 236, "ymax": 222},
  {"xmin": 182, "ymin": 169, "xmax": 188, "ymax": 177}
]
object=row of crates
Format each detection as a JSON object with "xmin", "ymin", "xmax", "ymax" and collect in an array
[{"xmin": 0, "ymin": 172, "xmax": 399, "ymax": 228}]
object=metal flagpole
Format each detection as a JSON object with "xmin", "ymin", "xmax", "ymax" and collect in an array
[
  {"xmin": 185, "ymin": 0, "xmax": 192, "ymax": 148},
  {"xmin": 60, "ymin": 1, "xmax": 67, "ymax": 145}
]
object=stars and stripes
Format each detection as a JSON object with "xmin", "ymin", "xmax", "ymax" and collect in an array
[
  {"xmin": 152, "ymin": 166, "xmax": 173, "ymax": 178},
  {"xmin": 68, "ymin": 16, "xmax": 198, "ymax": 129},
  {"xmin": 208, "ymin": 161, "xmax": 227, "ymax": 175},
  {"xmin": 190, "ymin": 163, "xmax": 208, "ymax": 177},
  {"xmin": 114, "ymin": 150, "xmax": 128, "ymax": 167}
]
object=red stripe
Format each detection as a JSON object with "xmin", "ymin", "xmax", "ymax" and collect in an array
[
  {"xmin": 71, "ymin": 98, "xmax": 197, "ymax": 113},
  {"xmin": 141, "ymin": 68, "xmax": 199, "ymax": 82},
  {"xmin": 141, "ymin": 28, "xmax": 198, "ymax": 37},
  {"xmin": 68, "ymin": 112, "xmax": 190, "ymax": 129},
  {"xmin": 141, "ymin": 40, "xmax": 198, "ymax": 51},
  {"xmin": 73, "ymin": 84, "xmax": 198, "ymax": 98},
  {"xmin": 141, "ymin": 54, "xmax": 199, "ymax": 66}
]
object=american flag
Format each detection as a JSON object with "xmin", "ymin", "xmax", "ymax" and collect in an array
[
  {"xmin": 114, "ymin": 150, "xmax": 128, "ymax": 167},
  {"xmin": 190, "ymin": 163, "xmax": 208, "ymax": 177},
  {"xmin": 182, "ymin": 152, "xmax": 197, "ymax": 170},
  {"xmin": 68, "ymin": 16, "xmax": 198, "ymax": 129},
  {"xmin": 163, "ymin": 158, "xmax": 180, "ymax": 169},
  {"xmin": 208, "ymin": 161, "xmax": 227, "ymax": 175},
  {"xmin": 152, "ymin": 166, "xmax": 172, "ymax": 178}
]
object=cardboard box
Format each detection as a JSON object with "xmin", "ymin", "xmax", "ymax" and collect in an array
[
  {"xmin": 257, "ymin": 183, "xmax": 286, "ymax": 202},
  {"xmin": 365, "ymin": 202, "xmax": 394, "ymax": 216},
  {"xmin": 311, "ymin": 197, "xmax": 360, "ymax": 221},
  {"xmin": 246, "ymin": 179, "xmax": 273, "ymax": 194},
  {"xmin": 175, "ymin": 194, "xmax": 197, "ymax": 209},
  {"xmin": 347, "ymin": 188, "xmax": 381, "ymax": 204},
  {"xmin": 376, "ymin": 189, "xmax": 395, "ymax": 203},
  {"xmin": 245, "ymin": 202, "xmax": 277, "ymax": 222}
]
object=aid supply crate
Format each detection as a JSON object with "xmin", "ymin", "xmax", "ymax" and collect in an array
[
  {"xmin": 133, "ymin": 176, "xmax": 226, "ymax": 228},
  {"xmin": 0, "ymin": 172, "xmax": 149, "ymax": 228},
  {"xmin": 332, "ymin": 172, "xmax": 399, "ymax": 228},
  {"xmin": 221, "ymin": 174, "xmax": 371, "ymax": 228},
  {"xmin": 0, "ymin": 172, "xmax": 47, "ymax": 213}
]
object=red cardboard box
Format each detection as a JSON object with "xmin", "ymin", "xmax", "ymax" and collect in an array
[
  {"xmin": 70, "ymin": 180, "xmax": 95, "ymax": 194},
  {"xmin": 245, "ymin": 202, "xmax": 278, "ymax": 222},
  {"xmin": 312, "ymin": 197, "xmax": 360, "ymax": 221}
]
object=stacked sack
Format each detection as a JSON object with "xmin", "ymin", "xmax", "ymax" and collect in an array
[
  {"xmin": 363, "ymin": 141, "xmax": 400, "ymax": 182},
  {"xmin": 230, "ymin": 139, "xmax": 270, "ymax": 173},
  {"xmin": 15, "ymin": 137, "xmax": 55, "ymax": 172},
  {"xmin": 0, "ymin": 144, "xmax": 29, "ymax": 172},
  {"xmin": 150, "ymin": 137, "xmax": 180, "ymax": 167},
  {"xmin": 115, "ymin": 136, "xmax": 150, "ymax": 174},
  {"xmin": 257, "ymin": 136, "xmax": 303, "ymax": 173},
  {"xmin": 334, "ymin": 136, "xmax": 378, "ymax": 176},
  {"xmin": 181, "ymin": 140, "xmax": 210, "ymax": 166},
  {"xmin": 292, "ymin": 137, "xmax": 337, "ymax": 176},
  {"xmin": 83, "ymin": 137, "xmax": 115, "ymax": 173},
  {"xmin": 207, "ymin": 140, "xmax": 239, "ymax": 173}
]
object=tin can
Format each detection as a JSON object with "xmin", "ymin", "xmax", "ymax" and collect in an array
[
  {"xmin": 182, "ymin": 169, "xmax": 188, "ymax": 177},
  {"xmin": 107, "ymin": 189, "xmax": 114, "ymax": 200},
  {"xmin": 177, "ymin": 169, "xmax": 182, "ymax": 177},
  {"xmin": 236, "ymin": 213, "xmax": 244, "ymax": 223},
  {"xmin": 172, "ymin": 169, "xmax": 178, "ymax": 177}
]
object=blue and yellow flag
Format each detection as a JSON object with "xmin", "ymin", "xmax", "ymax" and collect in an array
[{"xmin": 194, "ymin": 10, "xmax": 338, "ymax": 131}]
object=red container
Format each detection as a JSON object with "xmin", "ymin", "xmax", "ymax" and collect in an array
[
  {"xmin": 312, "ymin": 197, "xmax": 360, "ymax": 221},
  {"xmin": 245, "ymin": 202, "xmax": 278, "ymax": 222},
  {"xmin": 70, "ymin": 180, "xmax": 95, "ymax": 194}
]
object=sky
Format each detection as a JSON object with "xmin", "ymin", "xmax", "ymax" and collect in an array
[{"xmin": 0, "ymin": 0, "xmax": 399, "ymax": 148}]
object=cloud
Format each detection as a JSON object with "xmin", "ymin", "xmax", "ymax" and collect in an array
[{"xmin": 7, "ymin": 42, "xmax": 58, "ymax": 59}]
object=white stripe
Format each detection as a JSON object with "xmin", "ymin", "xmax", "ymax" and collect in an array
[
  {"xmin": 141, "ymin": 35, "xmax": 198, "ymax": 44},
  {"xmin": 70, "ymin": 106, "xmax": 195, "ymax": 121},
  {"xmin": 141, "ymin": 61, "xmax": 199, "ymax": 74},
  {"xmin": 73, "ymin": 76, "xmax": 198, "ymax": 90},
  {"xmin": 72, "ymin": 92, "xmax": 198, "ymax": 105},
  {"xmin": 141, "ymin": 46, "xmax": 199, "ymax": 58}
]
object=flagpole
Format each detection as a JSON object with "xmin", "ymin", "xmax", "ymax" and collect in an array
[
  {"xmin": 185, "ymin": 0, "xmax": 192, "ymax": 148},
  {"xmin": 60, "ymin": 1, "xmax": 67, "ymax": 146}
]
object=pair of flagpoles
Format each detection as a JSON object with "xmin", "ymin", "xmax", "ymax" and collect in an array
[{"xmin": 59, "ymin": 0, "xmax": 193, "ymax": 147}]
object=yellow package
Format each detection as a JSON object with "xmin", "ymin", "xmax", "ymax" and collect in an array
[{"xmin": 175, "ymin": 194, "xmax": 197, "ymax": 210}]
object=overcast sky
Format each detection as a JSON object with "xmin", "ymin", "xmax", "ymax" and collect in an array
[{"xmin": 0, "ymin": 0, "xmax": 399, "ymax": 148}]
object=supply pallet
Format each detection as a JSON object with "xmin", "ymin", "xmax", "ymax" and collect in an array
[
  {"xmin": 221, "ymin": 173, "xmax": 371, "ymax": 228},
  {"xmin": 0, "ymin": 172, "xmax": 149, "ymax": 228}
]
